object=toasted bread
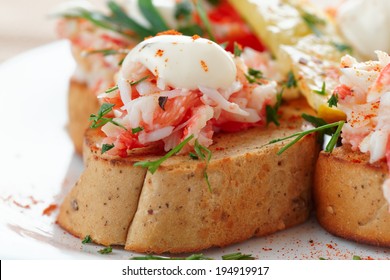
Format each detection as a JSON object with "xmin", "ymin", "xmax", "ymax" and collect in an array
[
  {"xmin": 68, "ymin": 80, "xmax": 100, "ymax": 154},
  {"xmin": 57, "ymin": 99, "xmax": 319, "ymax": 253},
  {"xmin": 314, "ymin": 145, "xmax": 390, "ymax": 247}
]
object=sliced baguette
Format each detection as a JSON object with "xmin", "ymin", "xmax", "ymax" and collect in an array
[
  {"xmin": 57, "ymin": 99, "xmax": 319, "ymax": 253},
  {"xmin": 314, "ymin": 145, "xmax": 390, "ymax": 247},
  {"xmin": 68, "ymin": 80, "xmax": 100, "ymax": 154}
]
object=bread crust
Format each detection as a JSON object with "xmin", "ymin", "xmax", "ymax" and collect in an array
[
  {"xmin": 314, "ymin": 146, "xmax": 390, "ymax": 247},
  {"xmin": 58, "ymin": 99, "xmax": 319, "ymax": 253},
  {"xmin": 68, "ymin": 80, "xmax": 100, "ymax": 154}
]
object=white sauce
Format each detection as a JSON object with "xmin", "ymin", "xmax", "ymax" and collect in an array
[
  {"xmin": 121, "ymin": 35, "xmax": 237, "ymax": 90},
  {"xmin": 337, "ymin": 0, "xmax": 390, "ymax": 59}
]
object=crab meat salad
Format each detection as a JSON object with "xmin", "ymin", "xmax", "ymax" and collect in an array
[
  {"xmin": 92, "ymin": 34, "xmax": 278, "ymax": 159},
  {"xmin": 333, "ymin": 50, "xmax": 390, "ymax": 209}
]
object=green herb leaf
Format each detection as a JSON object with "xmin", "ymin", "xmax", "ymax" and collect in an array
[
  {"xmin": 222, "ymin": 252, "xmax": 255, "ymax": 260},
  {"xmin": 219, "ymin": 42, "xmax": 228, "ymax": 50},
  {"xmin": 268, "ymin": 120, "xmax": 345, "ymax": 155},
  {"xmin": 332, "ymin": 42, "xmax": 353, "ymax": 54},
  {"xmin": 105, "ymin": 85, "xmax": 119, "ymax": 93},
  {"xmin": 98, "ymin": 246, "xmax": 112, "ymax": 254},
  {"xmin": 194, "ymin": 0, "xmax": 216, "ymax": 42},
  {"xmin": 313, "ymin": 82, "xmax": 327, "ymax": 95},
  {"xmin": 102, "ymin": 143, "xmax": 115, "ymax": 154},
  {"xmin": 266, "ymin": 89, "xmax": 283, "ymax": 126},
  {"xmin": 175, "ymin": 1, "xmax": 193, "ymax": 20},
  {"xmin": 83, "ymin": 48, "xmax": 129, "ymax": 56},
  {"xmin": 82, "ymin": 235, "xmax": 92, "ymax": 244},
  {"xmin": 301, "ymin": 11, "xmax": 326, "ymax": 37},
  {"xmin": 302, "ymin": 113, "xmax": 327, "ymax": 127},
  {"xmin": 138, "ymin": 0, "xmax": 169, "ymax": 33},
  {"xmin": 134, "ymin": 135, "xmax": 194, "ymax": 174},
  {"xmin": 286, "ymin": 71, "xmax": 297, "ymax": 88},
  {"xmin": 131, "ymin": 127, "xmax": 143, "ymax": 134},
  {"xmin": 234, "ymin": 42, "xmax": 242, "ymax": 57},
  {"xmin": 319, "ymin": 257, "xmax": 328, "ymax": 260},
  {"xmin": 193, "ymin": 140, "xmax": 213, "ymax": 192},
  {"xmin": 189, "ymin": 152, "xmax": 199, "ymax": 160},
  {"xmin": 206, "ymin": 0, "xmax": 220, "ymax": 6},
  {"xmin": 327, "ymin": 94, "xmax": 338, "ymax": 107},
  {"xmin": 352, "ymin": 255, "xmax": 361, "ymax": 260},
  {"xmin": 245, "ymin": 68, "xmax": 264, "ymax": 84},
  {"xmin": 89, "ymin": 103, "xmax": 127, "ymax": 130}
]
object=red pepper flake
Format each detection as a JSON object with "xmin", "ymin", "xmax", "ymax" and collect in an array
[
  {"xmin": 200, "ymin": 60, "xmax": 208, "ymax": 72},
  {"xmin": 192, "ymin": 34, "xmax": 200, "ymax": 40},
  {"xmin": 326, "ymin": 243, "xmax": 334, "ymax": 249},
  {"xmin": 155, "ymin": 49, "xmax": 164, "ymax": 57},
  {"xmin": 42, "ymin": 204, "xmax": 58, "ymax": 216},
  {"xmin": 13, "ymin": 200, "xmax": 30, "ymax": 209}
]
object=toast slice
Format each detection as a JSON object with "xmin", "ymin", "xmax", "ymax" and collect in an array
[
  {"xmin": 314, "ymin": 145, "xmax": 390, "ymax": 247},
  {"xmin": 57, "ymin": 98, "xmax": 319, "ymax": 253}
]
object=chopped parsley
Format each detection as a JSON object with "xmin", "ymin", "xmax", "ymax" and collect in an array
[
  {"xmin": 286, "ymin": 71, "xmax": 297, "ymax": 88},
  {"xmin": 131, "ymin": 127, "xmax": 143, "ymax": 134},
  {"xmin": 313, "ymin": 82, "xmax": 327, "ymax": 95},
  {"xmin": 266, "ymin": 89, "xmax": 283, "ymax": 126},
  {"xmin": 233, "ymin": 42, "xmax": 242, "ymax": 57},
  {"xmin": 134, "ymin": 135, "xmax": 194, "ymax": 174},
  {"xmin": 301, "ymin": 11, "xmax": 326, "ymax": 37},
  {"xmin": 332, "ymin": 42, "xmax": 353, "ymax": 54},
  {"xmin": 101, "ymin": 143, "xmax": 115, "ymax": 154},
  {"xmin": 352, "ymin": 255, "xmax": 362, "ymax": 260},
  {"xmin": 193, "ymin": 140, "xmax": 213, "ymax": 192},
  {"xmin": 82, "ymin": 235, "xmax": 92, "ymax": 244},
  {"xmin": 89, "ymin": 103, "xmax": 126, "ymax": 130},
  {"xmin": 327, "ymin": 94, "xmax": 338, "ymax": 107},
  {"xmin": 222, "ymin": 252, "xmax": 255, "ymax": 260},
  {"xmin": 245, "ymin": 68, "xmax": 264, "ymax": 84},
  {"xmin": 189, "ymin": 152, "xmax": 199, "ymax": 160},
  {"xmin": 98, "ymin": 246, "xmax": 113, "ymax": 254}
]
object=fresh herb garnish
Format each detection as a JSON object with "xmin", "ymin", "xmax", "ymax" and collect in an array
[
  {"xmin": 158, "ymin": 96, "xmax": 168, "ymax": 111},
  {"xmin": 245, "ymin": 68, "xmax": 264, "ymax": 84},
  {"xmin": 302, "ymin": 113, "xmax": 327, "ymax": 128},
  {"xmin": 193, "ymin": 140, "xmax": 213, "ymax": 192},
  {"xmin": 319, "ymin": 257, "xmax": 328, "ymax": 260},
  {"xmin": 327, "ymin": 94, "xmax": 338, "ymax": 107},
  {"xmin": 89, "ymin": 103, "xmax": 126, "ymax": 130},
  {"xmin": 222, "ymin": 252, "xmax": 255, "ymax": 260},
  {"xmin": 134, "ymin": 135, "xmax": 194, "ymax": 174},
  {"xmin": 332, "ymin": 42, "xmax": 353, "ymax": 54},
  {"xmin": 301, "ymin": 11, "xmax": 326, "ymax": 37},
  {"xmin": 194, "ymin": 0, "xmax": 216, "ymax": 42},
  {"xmin": 102, "ymin": 143, "xmax": 115, "ymax": 154},
  {"xmin": 266, "ymin": 89, "xmax": 283, "ymax": 126},
  {"xmin": 82, "ymin": 235, "xmax": 92, "ymax": 244},
  {"xmin": 138, "ymin": 0, "xmax": 169, "ymax": 32},
  {"xmin": 83, "ymin": 48, "xmax": 129, "ymax": 57},
  {"xmin": 268, "ymin": 120, "xmax": 345, "ymax": 155},
  {"xmin": 98, "ymin": 246, "xmax": 113, "ymax": 254},
  {"xmin": 286, "ymin": 71, "xmax": 297, "ymax": 88},
  {"xmin": 189, "ymin": 152, "xmax": 199, "ymax": 160},
  {"xmin": 130, "ymin": 252, "xmax": 253, "ymax": 260},
  {"xmin": 352, "ymin": 255, "xmax": 362, "ymax": 260},
  {"xmin": 105, "ymin": 76, "xmax": 148, "ymax": 94},
  {"xmin": 131, "ymin": 127, "xmax": 143, "ymax": 134},
  {"xmin": 105, "ymin": 85, "xmax": 119, "ymax": 93},
  {"xmin": 313, "ymin": 82, "xmax": 327, "ymax": 95},
  {"xmin": 206, "ymin": 0, "xmax": 221, "ymax": 6},
  {"xmin": 234, "ymin": 42, "xmax": 242, "ymax": 57},
  {"xmin": 175, "ymin": 0, "xmax": 192, "ymax": 20}
]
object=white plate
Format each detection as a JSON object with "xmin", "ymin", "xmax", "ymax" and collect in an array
[{"xmin": 0, "ymin": 41, "xmax": 389, "ymax": 260}]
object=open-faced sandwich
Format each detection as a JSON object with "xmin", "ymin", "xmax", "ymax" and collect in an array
[
  {"xmin": 56, "ymin": 0, "xmax": 265, "ymax": 154},
  {"xmin": 57, "ymin": 33, "xmax": 319, "ymax": 253},
  {"xmin": 314, "ymin": 51, "xmax": 390, "ymax": 247}
]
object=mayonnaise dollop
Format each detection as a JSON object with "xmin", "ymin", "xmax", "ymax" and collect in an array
[
  {"xmin": 337, "ymin": 0, "xmax": 390, "ymax": 59},
  {"xmin": 120, "ymin": 35, "xmax": 237, "ymax": 90}
]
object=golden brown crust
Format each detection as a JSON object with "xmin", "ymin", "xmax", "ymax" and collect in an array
[
  {"xmin": 314, "ymin": 146, "xmax": 390, "ymax": 247},
  {"xmin": 68, "ymin": 80, "xmax": 100, "ymax": 154},
  {"xmin": 58, "ymin": 99, "xmax": 319, "ymax": 253}
]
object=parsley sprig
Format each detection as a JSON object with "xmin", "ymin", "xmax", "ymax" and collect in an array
[
  {"xmin": 102, "ymin": 143, "xmax": 115, "ymax": 154},
  {"xmin": 327, "ymin": 94, "xmax": 338, "ymax": 107},
  {"xmin": 268, "ymin": 119, "xmax": 344, "ymax": 155},
  {"xmin": 89, "ymin": 103, "xmax": 126, "ymax": 130},
  {"xmin": 98, "ymin": 246, "xmax": 113, "ymax": 254},
  {"xmin": 245, "ymin": 68, "xmax": 264, "ymax": 84},
  {"xmin": 131, "ymin": 252, "xmax": 254, "ymax": 260},
  {"xmin": 193, "ymin": 140, "xmax": 212, "ymax": 192},
  {"xmin": 82, "ymin": 235, "xmax": 92, "ymax": 244},
  {"xmin": 134, "ymin": 135, "xmax": 194, "ymax": 174}
]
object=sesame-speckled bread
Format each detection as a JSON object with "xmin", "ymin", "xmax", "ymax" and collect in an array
[
  {"xmin": 57, "ymin": 99, "xmax": 318, "ymax": 253},
  {"xmin": 314, "ymin": 146, "xmax": 390, "ymax": 247},
  {"xmin": 68, "ymin": 80, "xmax": 100, "ymax": 154}
]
